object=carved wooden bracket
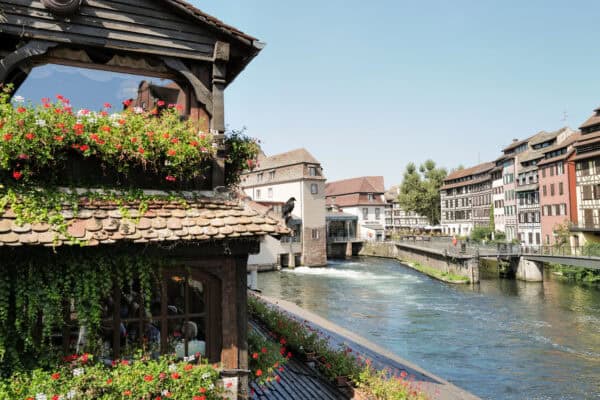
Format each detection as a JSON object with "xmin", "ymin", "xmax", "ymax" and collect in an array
[
  {"xmin": 0, "ymin": 40, "xmax": 59, "ymax": 83},
  {"xmin": 162, "ymin": 57, "xmax": 214, "ymax": 115},
  {"xmin": 41, "ymin": 0, "xmax": 84, "ymax": 16}
]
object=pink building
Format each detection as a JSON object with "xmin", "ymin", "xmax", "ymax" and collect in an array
[{"xmin": 538, "ymin": 133, "xmax": 580, "ymax": 245}]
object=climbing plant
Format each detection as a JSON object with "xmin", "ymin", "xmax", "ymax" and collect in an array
[{"xmin": 0, "ymin": 248, "xmax": 168, "ymax": 376}]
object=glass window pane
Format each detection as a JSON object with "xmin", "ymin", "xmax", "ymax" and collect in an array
[
  {"xmin": 166, "ymin": 275, "xmax": 186, "ymax": 315},
  {"xmin": 189, "ymin": 278, "xmax": 205, "ymax": 314}
]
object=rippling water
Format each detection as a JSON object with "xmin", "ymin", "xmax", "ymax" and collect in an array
[{"xmin": 257, "ymin": 257, "xmax": 600, "ymax": 400}]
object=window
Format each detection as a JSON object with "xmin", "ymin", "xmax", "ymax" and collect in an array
[
  {"xmin": 363, "ymin": 208, "xmax": 369, "ymax": 220},
  {"xmin": 583, "ymin": 185, "xmax": 593, "ymax": 200},
  {"xmin": 549, "ymin": 167, "xmax": 554, "ymax": 177},
  {"xmin": 560, "ymin": 203, "xmax": 567, "ymax": 216},
  {"xmin": 536, "ymin": 233, "xmax": 540, "ymax": 245},
  {"xmin": 375, "ymin": 208, "xmax": 381, "ymax": 220},
  {"xmin": 256, "ymin": 189, "xmax": 261, "ymax": 199},
  {"xmin": 559, "ymin": 182, "xmax": 564, "ymax": 196},
  {"xmin": 308, "ymin": 166, "xmax": 318, "ymax": 176},
  {"xmin": 368, "ymin": 193, "xmax": 374, "ymax": 201},
  {"xmin": 557, "ymin": 163, "xmax": 564, "ymax": 175},
  {"xmin": 310, "ymin": 183, "xmax": 318, "ymax": 194},
  {"xmin": 269, "ymin": 171, "xmax": 275, "ymax": 180},
  {"xmin": 542, "ymin": 185, "xmax": 547, "ymax": 197},
  {"xmin": 550, "ymin": 184, "xmax": 555, "ymax": 196},
  {"xmin": 311, "ymin": 229, "xmax": 320, "ymax": 240},
  {"xmin": 541, "ymin": 168, "xmax": 546, "ymax": 178},
  {"xmin": 257, "ymin": 173, "xmax": 263, "ymax": 182},
  {"xmin": 268, "ymin": 188, "xmax": 273, "ymax": 199},
  {"xmin": 100, "ymin": 269, "xmax": 215, "ymax": 361}
]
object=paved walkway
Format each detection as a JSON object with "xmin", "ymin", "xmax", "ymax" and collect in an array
[{"xmin": 255, "ymin": 294, "xmax": 480, "ymax": 400}]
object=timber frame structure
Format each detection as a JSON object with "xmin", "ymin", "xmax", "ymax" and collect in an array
[
  {"xmin": 0, "ymin": 0, "xmax": 264, "ymax": 186},
  {"xmin": 0, "ymin": 1, "xmax": 269, "ymax": 398}
]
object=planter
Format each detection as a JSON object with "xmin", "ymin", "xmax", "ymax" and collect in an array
[{"xmin": 335, "ymin": 375, "xmax": 351, "ymax": 388}]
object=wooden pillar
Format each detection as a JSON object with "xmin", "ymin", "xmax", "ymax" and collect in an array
[{"xmin": 211, "ymin": 41, "xmax": 229, "ymax": 187}]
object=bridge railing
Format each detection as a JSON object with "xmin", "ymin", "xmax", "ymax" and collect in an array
[
  {"xmin": 327, "ymin": 235, "xmax": 359, "ymax": 243},
  {"xmin": 520, "ymin": 245, "xmax": 600, "ymax": 258}
]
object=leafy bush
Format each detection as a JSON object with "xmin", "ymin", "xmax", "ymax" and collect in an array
[
  {"xmin": 248, "ymin": 327, "xmax": 288, "ymax": 385},
  {"xmin": 470, "ymin": 226, "xmax": 493, "ymax": 242}
]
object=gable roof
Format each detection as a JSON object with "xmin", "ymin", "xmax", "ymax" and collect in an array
[
  {"xmin": 252, "ymin": 148, "xmax": 321, "ymax": 171},
  {"xmin": 325, "ymin": 176, "xmax": 385, "ymax": 197},
  {"xmin": 164, "ymin": 0, "xmax": 258, "ymax": 45},
  {"xmin": 579, "ymin": 107, "xmax": 600, "ymax": 130}
]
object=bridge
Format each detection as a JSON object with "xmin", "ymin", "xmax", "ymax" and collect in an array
[{"xmin": 389, "ymin": 237, "xmax": 600, "ymax": 282}]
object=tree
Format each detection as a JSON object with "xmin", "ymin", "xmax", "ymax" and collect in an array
[{"xmin": 398, "ymin": 160, "xmax": 447, "ymax": 225}]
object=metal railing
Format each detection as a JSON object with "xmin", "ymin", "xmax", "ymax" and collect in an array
[
  {"xmin": 520, "ymin": 246, "xmax": 600, "ymax": 258},
  {"xmin": 327, "ymin": 235, "xmax": 358, "ymax": 243}
]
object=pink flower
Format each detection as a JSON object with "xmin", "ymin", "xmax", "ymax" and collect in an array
[
  {"xmin": 12, "ymin": 171, "xmax": 23, "ymax": 180},
  {"xmin": 157, "ymin": 100, "xmax": 165, "ymax": 107},
  {"xmin": 165, "ymin": 175, "xmax": 176, "ymax": 182},
  {"xmin": 103, "ymin": 102, "xmax": 112, "ymax": 109},
  {"xmin": 123, "ymin": 99, "xmax": 133, "ymax": 107}
]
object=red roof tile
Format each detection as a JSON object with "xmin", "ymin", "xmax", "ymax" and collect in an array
[{"xmin": 325, "ymin": 176, "xmax": 385, "ymax": 197}]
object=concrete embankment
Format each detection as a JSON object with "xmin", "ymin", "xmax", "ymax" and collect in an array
[
  {"xmin": 358, "ymin": 242, "xmax": 479, "ymax": 283},
  {"xmin": 256, "ymin": 293, "xmax": 481, "ymax": 400}
]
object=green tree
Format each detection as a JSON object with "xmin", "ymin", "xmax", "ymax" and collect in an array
[{"xmin": 398, "ymin": 160, "xmax": 447, "ymax": 225}]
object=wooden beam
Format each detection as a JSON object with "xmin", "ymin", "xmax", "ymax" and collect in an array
[
  {"xmin": 162, "ymin": 57, "xmax": 213, "ymax": 114},
  {"xmin": 0, "ymin": 39, "xmax": 59, "ymax": 83}
]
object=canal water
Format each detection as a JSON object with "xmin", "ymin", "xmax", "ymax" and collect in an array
[{"xmin": 257, "ymin": 257, "xmax": 600, "ymax": 400}]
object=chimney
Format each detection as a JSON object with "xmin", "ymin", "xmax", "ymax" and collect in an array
[{"xmin": 513, "ymin": 138, "xmax": 519, "ymax": 142}]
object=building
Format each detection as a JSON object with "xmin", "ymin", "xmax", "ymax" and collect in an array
[
  {"xmin": 501, "ymin": 138, "xmax": 529, "ymax": 242},
  {"xmin": 440, "ymin": 162, "xmax": 494, "ymax": 237},
  {"xmin": 384, "ymin": 185, "xmax": 430, "ymax": 237},
  {"xmin": 491, "ymin": 156, "xmax": 506, "ymax": 234},
  {"xmin": 538, "ymin": 133, "xmax": 580, "ymax": 245},
  {"xmin": 240, "ymin": 148, "xmax": 327, "ymax": 267},
  {"xmin": 514, "ymin": 128, "xmax": 576, "ymax": 246},
  {"xmin": 571, "ymin": 107, "xmax": 600, "ymax": 245},
  {"xmin": 325, "ymin": 176, "xmax": 387, "ymax": 241},
  {"xmin": 0, "ymin": 0, "xmax": 278, "ymax": 396}
]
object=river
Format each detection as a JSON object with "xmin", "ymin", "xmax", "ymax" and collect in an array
[{"xmin": 257, "ymin": 257, "xmax": 600, "ymax": 400}]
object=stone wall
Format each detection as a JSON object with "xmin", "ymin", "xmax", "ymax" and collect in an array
[{"xmin": 359, "ymin": 242, "xmax": 479, "ymax": 283}]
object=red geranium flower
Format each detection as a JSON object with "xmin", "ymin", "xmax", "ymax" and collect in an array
[
  {"xmin": 280, "ymin": 338, "xmax": 287, "ymax": 345},
  {"xmin": 17, "ymin": 107, "xmax": 26, "ymax": 114},
  {"xmin": 120, "ymin": 359, "xmax": 129, "ymax": 366},
  {"xmin": 3, "ymin": 134, "xmax": 12, "ymax": 141},
  {"xmin": 165, "ymin": 175, "xmax": 176, "ymax": 182},
  {"xmin": 138, "ymin": 147, "xmax": 145, "ymax": 154},
  {"xmin": 106, "ymin": 378, "xmax": 113, "ymax": 384},
  {"xmin": 80, "ymin": 145, "xmax": 90, "ymax": 152},
  {"xmin": 261, "ymin": 347, "xmax": 267, "ymax": 354},
  {"xmin": 189, "ymin": 140, "xmax": 199, "ymax": 147},
  {"xmin": 52, "ymin": 396, "xmax": 59, "ymax": 400},
  {"xmin": 252, "ymin": 352, "xmax": 259, "ymax": 360},
  {"xmin": 56, "ymin": 94, "xmax": 64, "ymax": 100},
  {"xmin": 123, "ymin": 390, "xmax": 132, "ymax": 396},
  {"xmin": 51, "ymin": 372, "xmax": 60, "ymax": 380},
  {"xmin": 131, "ymin": 137, "xmax": 138, "ymax": 143},
  {"xmin": 41, "ymin": 97, "xmax": 50, "ymax": 103},
  {"xmin": 123, "ymin": 99, "xmax": 132, "ymax": 107},
  {"xmin": 25, "ymin": 132, "xmax": 35, "ymax": 140},
  {"xmin": 104, "ymin": 102, "xmax": 112, "ymax": 109},
  {"xmin": 171, "ymin": 372, "xmax": 180, "ymax": 380},
  {"xmin": 54, "ymin": 136, "xmax": 64, "ymax": 142},
  {"xmin": 167, "ymin": 149, "xmax": 176, "ymax": 156},
  {"xmin": 255, "ymin": 369, "xmax": 263, "ymax": 377},
  {"xmin": 12, "ymin": 171, "xmax": 23, "ymax": 180},
  {"xmin": 193, "ymin": 396, "xmax": 206, "ymax": 400},
  {"xmin": 198, "ymin": 388, "xmax": 206, "ymax": 393},
  {"xmin": 170, "ymin": 138, "xmax": 179, "ymax": 144},
  {"xmin": 144, "ymin": 375, "xmax": 153, "ymax": 382},
  {"xmin": 159, "ymin": 372, "xmax": 167, "ymax": 380},
  {"xmin": 163, "ymin": 133, "xmax": 170, "ymax": 139},
  {"xmin": 118, "ymin": 119, "xmax": 126, "ymax": 125},
  {"xmin": 184, "ymin": 364, "xmax": 193, "ymax": 371},
  {"xmin": 157, "ymin": 100, "xmax": 165, "ymax": 107},
  {"xmin": 101, "ymin": 125, "xmax": 111, "ymax": 132}
]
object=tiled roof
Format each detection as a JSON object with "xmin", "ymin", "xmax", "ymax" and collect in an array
[
  {"xmin": 444, "ymin": 162, "xmax": 494, "ymax": 182},
  {"xmin": 325, "ymin": 193, "xmax": 386, "ymax": 207},
  {"xmin": 540, "ymin": 132, "xmax": 581, "ymax": 155},
  {"xmin": 579, "ymin": 108, "xmax": 600, "ymax": 130},
  {"xmin": 251, "ymin": 148, "xmax": 321, "ymax": 172},
  {"xmin": 440, "ymin": 175, "xmax": 491, "ymax": 191},
  {"xmin": 575, "ymin": 131, "xmax": 600, "ymax": 148},
  {"xmin": 503, "ymin": 137, "xmax": 530, "ymax": 152},
  {"xmin": 518, "ymin": 150, "xmax": 544, "ymax": 163},
  {"xmin": 0, "ymin": 195, "xmax": 289, "ymax": 247},
  {"xmin": 537, "ymin": 149, "xmax": 576, "ymax": 166},
  {"xmin": 325, "ymin": 176, "xmax": 385, "ymax": 197}
]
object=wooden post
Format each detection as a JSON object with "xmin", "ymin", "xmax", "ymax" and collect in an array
[{"xmin": 211, "ymin": 41, "xmax": 229, "ymax": 188}]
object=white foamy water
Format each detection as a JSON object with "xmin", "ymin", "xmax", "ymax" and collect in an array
[{"xmin": 283, "ymin": 267, "xmax": 384, "ymax": 280}]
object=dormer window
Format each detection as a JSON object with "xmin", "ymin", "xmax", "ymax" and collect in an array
[
  {"xmin": 308, "ymin": 166, "xmax": 318, "ymax": 176},
  {"xmin": 368, "ymin": 193, "xmax": 374, "ymax": 201}
]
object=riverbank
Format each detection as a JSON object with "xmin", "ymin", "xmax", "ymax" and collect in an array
[
  {"xmin": 253, "ymin": 293, "xmax": 480, "ymax": 400},
  {"xmin": 358, "ymin": 242, "xmax": 472, "ymax": 284}
]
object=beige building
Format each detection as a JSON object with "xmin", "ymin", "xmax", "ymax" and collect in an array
[{"xmin": 240, "ymin": 148, "xmax": 327, "ymax": 267}]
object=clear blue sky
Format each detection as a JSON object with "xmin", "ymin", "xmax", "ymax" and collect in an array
[
  {"xmin": 16, "ymin": 1, "xmax": 600, "ymax": 188},
  {"xmin": 194, "ymin": 0, "xmax": 600, "ymax": 187}
]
